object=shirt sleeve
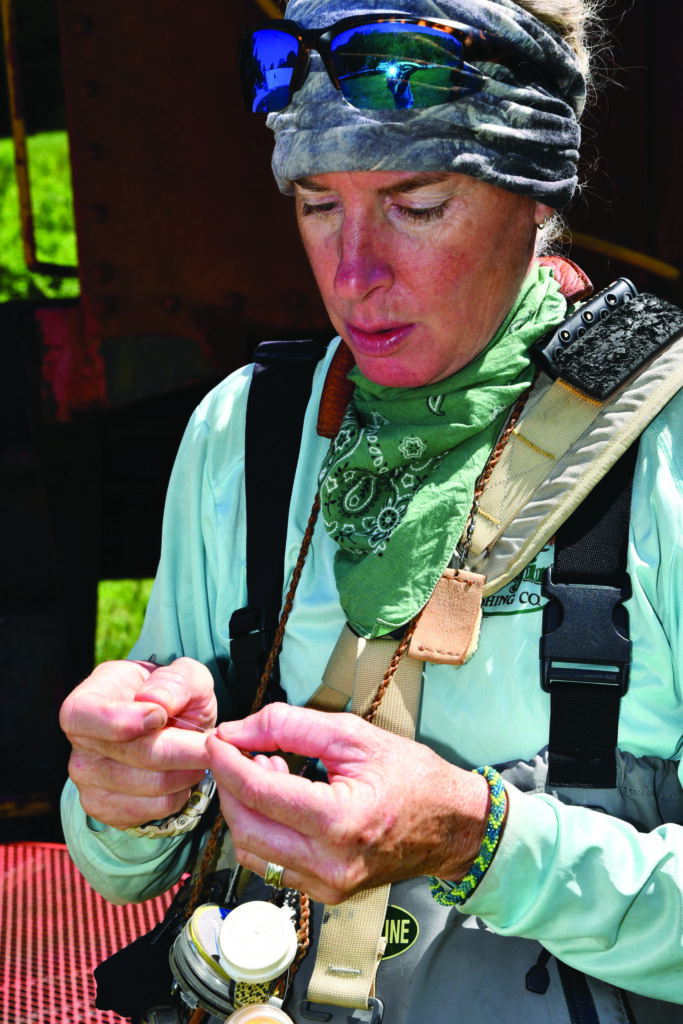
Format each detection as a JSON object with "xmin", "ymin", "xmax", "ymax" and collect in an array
[
  {"xmin": 464, "ymin": 391, "xmax": 683, "ymax": 1003},
  {"xmin": 59, "ymin": 367, "xmax": 255, "ymax": 901},
  {"xmin": 59, "ymin": 346, "xmax": 336, "ymax": 903},
  {"xmin": 60, "ymin": 779, "xmax": 196, "ymax": 904},
  {"xmin": 128, "ymin": 363, "xmax": 255, "ymax": 721}
]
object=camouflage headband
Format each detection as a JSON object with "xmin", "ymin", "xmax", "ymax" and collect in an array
[{"xmin": 267, "ymin": 0, "xmax": 586, "ymax": 208}]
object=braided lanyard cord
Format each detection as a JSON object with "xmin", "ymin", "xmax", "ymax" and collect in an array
[
  {"xmin": 185, "ymin": 492, "xmax": 323, "ymax": 979},
  {"xmin": 250, "ymin": 492, "xmax": 322, "ymax": 714},
  {"xmin": 188, "ymin": 381, "xmax": 531, "ymax": 957},
  {"xmin": 457, "ymin": 383, "xmax": 532, "ymax": 568},
  {"xmin": 363, "ymin": 615, "xmax": 421, "ymax": 724},
  {"xmin": 186, "ymin": 484, "xmax": 421, "ymax": 997}
]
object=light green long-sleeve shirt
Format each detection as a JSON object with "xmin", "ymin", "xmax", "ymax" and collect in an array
[{"xmin": 61, "ymin": 340, "xmax": 683, "ymax": 1001}]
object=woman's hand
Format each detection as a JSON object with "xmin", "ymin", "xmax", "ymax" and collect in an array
[
  {"xmin": 60, "ymin": 657, "xmax": 217, "ymax": 829},
  {"xmin": 208, "ymin": 703, "xmax": 489, "ymax": 904}
]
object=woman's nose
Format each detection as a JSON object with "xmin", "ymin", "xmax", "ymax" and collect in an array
[{"xmin": 333, "ymin": 217, "xmax": 394, "ymax": 302}]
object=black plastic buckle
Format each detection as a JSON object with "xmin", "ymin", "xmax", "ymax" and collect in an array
[
  {"xmin": 228, "ymin": 603, "xmax": 284, "ymax": 711},
  {"xmin": 540, "ymin": 566, "xmax": 631, "ymax": 695},
  {"xmin": 299, "ymin": 998, "xmax": 384, "ymax": 1024},
  {"xmin": 228, "ymin": 603, "xmax": 274, "ymax": 644},
  {"xmin": 531, "ymin": 277, "xmax": 637, "ymax": 383}
]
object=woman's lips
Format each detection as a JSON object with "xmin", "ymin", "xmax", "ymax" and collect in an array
[{"xmin": 344, "ymin": 321, "xmax": 416, "ymax": 356}]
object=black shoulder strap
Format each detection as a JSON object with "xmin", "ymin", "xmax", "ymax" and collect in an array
[
  {"xmin": 228, "ymin": 339, "xmax": 329, "ymax": 716},
  {"xmin": 541, "ymin": 437, "xmax": 639, "ymax": 789},
  {"xmin": 534, "ymin": 282, "xmax": 683, "ymax": 788}
]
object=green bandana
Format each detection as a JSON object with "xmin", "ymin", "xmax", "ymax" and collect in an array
[{"xmin": 318, "ymin": 264, "xmax": 566, "ymax": 638}]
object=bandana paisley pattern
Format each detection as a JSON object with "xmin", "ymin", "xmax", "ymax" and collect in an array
[{"xmin": 322, "ymin": 407, "xmax": 447, "ymax": 555}]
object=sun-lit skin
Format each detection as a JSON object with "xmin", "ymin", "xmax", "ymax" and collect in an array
[
  {"xmin": 58, "ymin": 173, "xmax": 555, "ymax": 904},
  {"xmin": 295, "ymin": 170, "xmax": 553, "ymax": 389}
]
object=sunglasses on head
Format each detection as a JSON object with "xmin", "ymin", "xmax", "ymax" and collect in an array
[{"xmin": 239, "ymin": 13, "xmax": 544, "ymax": 114}]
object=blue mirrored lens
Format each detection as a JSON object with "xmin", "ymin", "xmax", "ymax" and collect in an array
[
  {"xmin": 243, "ymin": 29, "xmax": 299, "ymax": 112},
  {"xmin": 331, "ymin": 22, "xmax": 483, "ymax": 109}
]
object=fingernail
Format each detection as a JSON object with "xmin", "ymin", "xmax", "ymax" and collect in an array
[
  {"xmin": 143, "ymin": 708, "xmax": 166, "ymax": 731},
  {"xmin": 217, "ymin": 722, "xmax": 238, "ymax": 738}
]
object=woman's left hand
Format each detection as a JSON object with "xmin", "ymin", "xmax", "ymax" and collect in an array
[{"xmin": 207, "ymin": 703, "xmax": 490, "ymax": 905}]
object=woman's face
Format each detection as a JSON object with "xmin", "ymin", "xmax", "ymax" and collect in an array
[{"xmin": 295, "ymin": 170, "xmax": 552, "ymax": 388}]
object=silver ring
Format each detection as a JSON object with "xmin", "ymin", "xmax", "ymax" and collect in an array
[{"xmin": 264, "ymin": 861, "xmax": 285, "ymax": 888}]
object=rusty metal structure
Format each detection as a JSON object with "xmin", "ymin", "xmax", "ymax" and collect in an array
[{"xmin": 0, "ymin": 0, "xmax": 681, "ymax": 838}]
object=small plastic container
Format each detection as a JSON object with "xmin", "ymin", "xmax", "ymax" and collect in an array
[
  {"xmin": 170, "ymin": 904, "xmax": 234, "ymax": 1018},
  {"xmin": 218, "ymin": 901, "xmax": 298, "ymax": 984},
  {"xmin": 170, "ymin": 900, "xmax": 298, "ymax": 1017},
  {"xmin": 226, "ymin": 1004, "xmax": 294, "ymax": 1023}
]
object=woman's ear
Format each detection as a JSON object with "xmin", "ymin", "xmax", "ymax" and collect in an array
[{"xmin": 534, "ymin": 203, "xmax": 555, "ymax": 228}]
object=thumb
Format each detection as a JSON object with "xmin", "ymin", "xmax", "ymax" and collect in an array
[{"xmin": 135, "ymin": 657, "xmax": 216, "ymax": 729}]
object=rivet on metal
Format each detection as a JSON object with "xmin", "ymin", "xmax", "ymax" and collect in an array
[
  {"xmin": 79, "ymin": 79, "xmax": 99, "ymax": 99},
  {"xmin": 72, "ymin": 15, "xmax": 93, "ymax": 35},
  {"xmin": 93, "ymin": 296, "xmax": 115, "ymax": 318},
  {"xmin": 89, "ymin": 204, "xmax": 108, "ymax": 224},
  {"xmin": 162, "ymin": 294, "xmax": 182, "ymax": 314},
  {"xmin": 285, "ymin": 289, "xmax": 307, "ymax": 310},
  {"xmin": 223, "ymin": 292, "xmax": 244, "ymax": 313},
  {"xmin": 92, "ymin": 262, "xmax": 113, "ymax": 284}
]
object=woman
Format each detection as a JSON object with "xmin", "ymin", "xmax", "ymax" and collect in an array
[{"xmin": 60, "ymin": 0, "xmax": 683, "ymax": 1021}]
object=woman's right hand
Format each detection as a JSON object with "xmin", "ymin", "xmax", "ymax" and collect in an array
[{"xmin": 59, "ymin": 657, "xmax": 217, "ymax": 830}]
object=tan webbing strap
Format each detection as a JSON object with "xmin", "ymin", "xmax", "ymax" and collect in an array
[
  {"xmin": 469, "ymin": 377, "xmax": 601, "ymax": 557},
  {"xmin": 465, "ymin": 333, "xmax": 683, "ymax": 595},
  {"xmin": 308, "ymin": 626, "xmax": 422, "ymax": 737},
  {"xmin": 348, "ymin": 632, "xmax": 422, "ymax": 738},
  {"xmin": 306, "ymin": 624, "xmax": 357, "ymax": 713},
  {"xmin": 306, "ymin": 886, "xmax": 392, "ymax": 1008},
  {"xmin": 306, "ymin": 625, "xmax": 422, "ymax": 1008}
]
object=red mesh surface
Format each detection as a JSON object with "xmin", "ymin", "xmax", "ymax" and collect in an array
[{"xmin": 0, "ymin": 842, "xmax": 177, "ymax": 1023}]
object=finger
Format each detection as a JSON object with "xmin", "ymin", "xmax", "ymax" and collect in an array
[
  {"xmin": 251, "ymin": 754, "xmax": 289, "ymax": 772},
  {"xmin": 135, "ymin": 658, "xmax": 216, "ymax": 729},
  {"xmin": 68, "ymin": 749, "xmax": 206, "ymax": 798},
  {"xmin": 61, "ymin": 688, "xmax": 173, "ymax": 742},
  {"xmin": 78, "ymin": 782, "xmax": 192, "ymax": 831},
  {"xmin": 216, "ymin": 704, "xmax": 368, "ymax": 768},
  {"xmin": 60, "ymin": 661, "xmax": 158, "ymax": 739},
  {"xmin": 208, "ymin": 733, "xmax": 343, "ymax": 836},
  {"xmin": 232, "ymin": 844, "xmax": 354, "ymax": 907},
  {"xmin": 79, "ymin": 724, "xmax": 213, "ymax": 771},
  {"xmin": 218, "ymin": 784, "xmax": 319, "ymax": 881}
]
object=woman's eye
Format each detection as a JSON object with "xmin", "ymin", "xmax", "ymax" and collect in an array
[
  {"xmin": 395, "ymin": 203, "xmax": 446, "ymax": 223},
  {"xmin": 299, "ymin": 199, "xmax": 338, "ymax": 217}
]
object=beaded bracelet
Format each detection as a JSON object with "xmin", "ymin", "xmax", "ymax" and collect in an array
[
  {"xmin": 125, "ymin": 771, "xmax": 216, "ymax": 839},
  {"xmin": 429, "ymin": 765, "xmax": 507, "ymax": 906}
]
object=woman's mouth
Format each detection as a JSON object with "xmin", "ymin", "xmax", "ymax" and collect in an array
[{"xmin": 343, "ymin": 321, "xmax": 416, "ymax": 356}]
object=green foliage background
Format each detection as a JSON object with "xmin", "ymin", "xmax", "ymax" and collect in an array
[
  {"xmin": 96, "ymin": 579, "xmax": 155, "ymax": 664},
  {"xmin": 0, "ymin": 131, "xmax": 150, "ymax": 664},
  {"xmin": 0, "ymin": 131, "xmax": 79, "ymax": 302}
]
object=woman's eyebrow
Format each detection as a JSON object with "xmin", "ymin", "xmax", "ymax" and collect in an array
[
  {"xmin": 293, "ymin": 177, "xmax": 331, "ymax": 192},
  {"xmin": 379, "ymin": 173, "xmax": 452, "ymax": 196},
  {"xmin": 293, "ymin": 173, "xmax": 453, "ymax": 195}
]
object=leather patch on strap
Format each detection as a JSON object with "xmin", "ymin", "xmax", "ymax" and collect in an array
[
  {"xmin": 408, "ymin": 569, "xmax": 486, "ymax": 665},
  {"xmin": 317, "ymin": 340, "xmax": 356, "ymax": 438},
  {"xmin": 537, "ymin": 254, "xmax": 593, "ymax": 303}
]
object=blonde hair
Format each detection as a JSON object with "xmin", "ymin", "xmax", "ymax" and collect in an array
[
  {"xmin": 514, "ymin": 0, "xmax": 607, "ymax": 250},
  {"xmin": 513, "ymin": 0, "xmax": 606, "ymax": 92}
]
